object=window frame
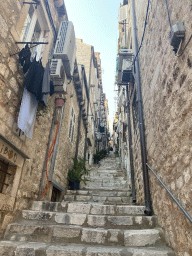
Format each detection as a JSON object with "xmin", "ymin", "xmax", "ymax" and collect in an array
[{"xmin": 20, "ymin": 5, "xmax": 47, "ymax": 60}]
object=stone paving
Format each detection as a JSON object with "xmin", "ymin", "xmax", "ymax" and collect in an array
[{"xmin": 0, "ymin": 153, "xmax": 175, "ymax": 255}]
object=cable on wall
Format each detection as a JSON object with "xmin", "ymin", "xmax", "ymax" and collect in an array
[
  {"xmin": 177, "ymin": 34, "xmax": 192, "ymax": 57},
  {"xmin": 164, "ymin": 0, "xmax": 172, "ymax": 29},
  {"xmin": 133, "ymin": 0, "xmax": 150, "ymax": 63}
]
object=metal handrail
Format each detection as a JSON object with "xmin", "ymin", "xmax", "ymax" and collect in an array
[{"xmin": 146, "ymin": 163, "xmax": 192, "ymax": 223}]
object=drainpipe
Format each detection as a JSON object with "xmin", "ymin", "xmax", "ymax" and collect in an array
[
  {"xmin": 126, "ymin": 85, "xmax": 136, "ymax": 203},
  {"xmin": 84, "ymin": 48, "xmax": 93, "ymax": 159},
  {"xmin": 75, "ymin": 105, "xmax": 82, "ymax": 159},
  {"xmin": 131, "ymin": 0, "xmax": 153, "ymax": 215},
  {"xmin": 38, "ymin": 106, "xmax": 56, "ymax": 200},
  {"xmin": 49, "ymin": 104, "xmax": 65, "ymax": 182}
]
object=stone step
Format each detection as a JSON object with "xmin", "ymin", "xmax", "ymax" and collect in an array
[
  {"xmin": 66, "ymin": 189, "xmax": 131, "ymax": 197},
  {"xmin": 20, "ymin": 210, "xmax": 158, "ymax": 229},
  {"xmin": 63, "ymin": 194, "xmax": 132, "ymax": 204},
  {"xmin": 5, "ymin": 223, "xmax": 161, "ymax": 246},
  {"xmin": 91, "ymin": 170, "xmax": 122, "ymax": 173},
  {"xmin": 81, "ymin": 183, "xmax": 130, "ymax": 191},
  {"xmin": 82, "ymin": 182, "xmax": 129, "ymax": 188},
  {"xmin": 0, "ymin": 241, "xmax": 175, "ymax": 255},
  {"xmin": 32, "ymin": 201, "xmax": 145, "ymax": 216},
  {"xmin": 82, "ymin": 183, "xmax": 128, "ymax": 188},
  {"xmin": 86, "ymin": 174, "xmax": 125, "ymax": 179}
]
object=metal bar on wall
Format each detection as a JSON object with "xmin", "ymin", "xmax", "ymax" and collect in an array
[
  {"xmin": 147, "ymin": 163, "xmax": 192, "ymax": 223},
  {"xmin": 49, "ymin": 105, "xmax": 65, "ymax": 182},
  {"xmin": 131, "ymin": 0, "xmax": 153, "ymax": 215},
  {"xmin": 126, "ymin": 85, "xmax": 136, "ymax": 202},
  {"xmin": 38, "ymin": 107, "xmax": 57, "ymax": 200}
]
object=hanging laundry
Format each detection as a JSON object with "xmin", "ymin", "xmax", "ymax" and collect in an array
[
  {"xmin": 24, "ymin": 58, "xmax": 45, "ymax": 100},
  {"xmin": 17, "ymin": 88, "xmax": 38, "ymax": 139},
  {"xmin": 19, "ymin": 44, "xmax": 31, "ymax": 73},
  {"xmin": 40, "ymin": 62, "xmax": 54, "ymax": 105},
  {"xmin": 42, "ymin": 62, "xmax": 51, "ymax": 94},
  {"xmin": 32, "ymin": 59, "xmax": 44, "ymax": 100}
]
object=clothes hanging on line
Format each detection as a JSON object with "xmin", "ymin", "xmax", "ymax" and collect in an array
[
  {"xmin": 40, "ymin": 80, "xmax": 54, "ymax": 106},
  {"xmin": 19, "ymin": 44, "xmax": 31, "ymax": 73},
  {"xmin": 17, "ymin": 88, "xmax": 38, "ymax": 139},
  {"xmin": 24, "ymin": 57, "xmax": 45, "ymax": 101},
  {"xmin": 40, "ymin": 62, "xmax": 54, "ymax": 105}
]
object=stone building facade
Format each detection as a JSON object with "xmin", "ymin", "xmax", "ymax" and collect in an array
[
  {"xmin": 116, "ymin": 1, "xmax": 192, "ymax": 255},
  {"xmin": 0, "ymin": 0, "xmax": 64, "ymax": 237},
  {"xmin": 76, "ymin": 39, "xmax": 109, "ymax": 162},
  {"xmin": 0, "ymin": 0, "xmax": 107, "ymax": 237}
]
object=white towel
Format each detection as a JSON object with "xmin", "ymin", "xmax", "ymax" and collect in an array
[{"xmin": 17, "ymin": 88, "xmax": 38, "ymax": 139}]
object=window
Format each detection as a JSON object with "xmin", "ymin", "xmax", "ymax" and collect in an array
[
  {"xmin": 20, "ymin": 5, "xmax": 46, "ymax": 60},
  {"xmin": 21, "ymin": 5, "xmax": 34, "ymax": 42},
  {"xmin": 0, "ymin": 160, "xmax": 9, "ymax": 193},
  {"xmin": 68, "ymin": 107, "xmax": 76, "ymax": 143}
]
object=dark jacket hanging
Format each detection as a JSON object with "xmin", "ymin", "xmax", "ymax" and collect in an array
[
  {"xmin": 19, "ymin": 44, "xmax": 31, "ymax": 73},
  {"xmin": 24, "ymin": 58, "xmax": 45, "ymax": 100}
]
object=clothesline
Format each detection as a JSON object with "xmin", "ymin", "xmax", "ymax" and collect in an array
[
  {"xmin": 17, "ymin": 45, "xmax": 54, "ymax": 139},
  {"xmin": 10, "ymin": 42, "xmax": 48, "ymax": 57}
]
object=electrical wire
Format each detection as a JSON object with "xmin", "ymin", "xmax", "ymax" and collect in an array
[
  {"xmin": 133, "ymin": 0, "xmax": 150, "ymax": 63},
  {"xmin": 177, "ymin": 34, "xmax": 192, "ymax": 57},
  {"xmin": 164, "ymin": 0, "xmax": 172, "ymax": 29},
  {"xmin": 40, "ymin": 120, "xmax": 60, "ymax": 200}
]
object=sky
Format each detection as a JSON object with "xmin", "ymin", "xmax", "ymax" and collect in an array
[{"xmin": 64, "ymin": 0, "xmax": 120, "ymax": 123}]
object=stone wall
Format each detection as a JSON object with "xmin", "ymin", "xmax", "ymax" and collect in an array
[
  {"xmin": 0, "ymin": 0, "xmax": 65, "ymax": 236},
  {"xmin": 118, "ymin": 1, "xmax": 144, "ymax": 204},
  {"xmin": 123, "ymin": 0, "xmax": 192, "ymax": 255},
  {"xmin": 76, "ymin": 39, "xmax": 101, "ymax": 163}
]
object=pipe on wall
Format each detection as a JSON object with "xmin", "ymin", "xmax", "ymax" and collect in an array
[
  {"xmin": 38, "ymin": 106, "xmax": 56, "ymax": 200},
  {"xmin": 131, "ymin": 0, "xmax": 153, "ymax": 215},
  {"xmin": 84, "ymin": 47, "xmax": 93, "ymax": 159},
  {"xmin": 126, "ymin": 85, "xmax": 136, "ymax": 203}
]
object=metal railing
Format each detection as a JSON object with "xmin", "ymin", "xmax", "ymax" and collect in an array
[{"xmin": 146, "ymin": 163, "xmax": 192, "ymax": 224}]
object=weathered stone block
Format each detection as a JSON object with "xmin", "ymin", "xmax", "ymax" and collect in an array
[
  {"xmin": 107, "ymin": 197, "xmax": 122, "ymax": 203},
  {"xmin": 108, "ymin": 229, "xmax": 121, "ymax": 243},
  {"xmin": 76, "ymin": 195, "xmax": 92, "ymax": 202},
  {"xmin": 67, "ymin": 202, "xmax": 91, "ymax": 214},
  {"xmin": 117, "ymin": 206, "xmax": 145, "ymax": 215},
  {"xmin": 64, "ymin": 195, "xmax": 75, "ymax": 201},
  {"xmin": 0, "ymin": 14, "xmax": 8, "ymax": 38},
  {"xmin": 22, "ymin": 210, "xmax": 53, "ymax": 221},
  {"xmin": 86, "ymin": 246, "xmax": 123, "ymax": 256},
  {"xmin": 107, "ymin": 216, "xmax": 133, "ymax": 226},
  {"xmin": 90, "ymin": 205, "xmax": 115, "ymax": 215},
  {"xmin": 47, "ymin": 245, "xmax": 84, "ymax": 256},
  {"xmin": 124, "ymin": 229, "xmax": 160, "ymax": 246},
  {"xmin": 55, "ymin": 213, "xmax": 86, "ymax": 226},
  {"xmin": 53, "ymin": 226, "xmax": 81, "ymax": 238},
  {"xmin": 81, "ymin": 228, "xmax": 107, "ymax": 244},
  {"xmin": 87, "ymin": 215, "xmax": 106, "ymax": 227}
]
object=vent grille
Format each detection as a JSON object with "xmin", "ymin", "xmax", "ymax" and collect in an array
[
  {"xmin": 55, "ymin": 22, "xmax": 69, "ymax": 54},
  {"xmin": 50, "ymin": 60, "xmax": 59, "ymax": 75}
]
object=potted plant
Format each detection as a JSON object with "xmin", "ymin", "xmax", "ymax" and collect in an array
[
  {"xmin": 93, "ymin": 153, "xmax": 99, "ymax": 164},
  {"xmin": 67, "ymin": 158, "xmax": 90, "ymax": 190}
]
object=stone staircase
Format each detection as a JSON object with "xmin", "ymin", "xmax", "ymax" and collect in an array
[{"xmin": 0, "ymin": 153, "xmax": 175, "ymax": 255}]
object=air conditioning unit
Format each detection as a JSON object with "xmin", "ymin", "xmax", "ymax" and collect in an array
[
  {"xmin": 54, "ymin": 21, "xmax": 76, "ymax": 77},
  {"xmin": 119, "ymin": 49, "xmax": 133, "ymax": 54},
  {"xmin": 122, "ymin": 58, "xmax": 134, "ymax": 83},
  {"xmin": 50, "ymin": 59, "xmax": 65, "ymax": 85},
  {"xmin": 50, "ymin": 59, "xmax": 67, "ymax": 93}
]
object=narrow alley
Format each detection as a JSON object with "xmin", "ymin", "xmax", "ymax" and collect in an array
[
  {"xmin": 0, "ymin": 0, "xmax": 192, "ymax": 255},
  {"xmin": 0, "ymin": 153, "xmax": 175, "ymax": 255}
]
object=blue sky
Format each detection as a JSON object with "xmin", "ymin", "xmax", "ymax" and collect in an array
[{"xmin": 64, "ymin": 0, "xmax": 120, "ymax": 123}]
